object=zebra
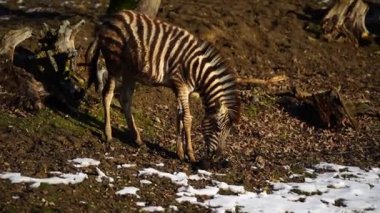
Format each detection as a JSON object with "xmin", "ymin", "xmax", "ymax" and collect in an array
[{"xmin": 87, "ymin": 10, "xmax": 240, "ymax": 163}]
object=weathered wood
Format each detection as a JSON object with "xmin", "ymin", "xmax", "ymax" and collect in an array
[
  {"xmin": 37, "ymin": 20, "xmax": 85, "ymax": 86},
  {"xmin": 0, "ymin": 28, "xmax": 32, "ymax": 66},
  {"xmin": 55, "ymin": 20, "xmax": 85, "ymax": 54},
  {"xmin": 322, "ymin": 0, "xmax": 370, "ymax": 44}
]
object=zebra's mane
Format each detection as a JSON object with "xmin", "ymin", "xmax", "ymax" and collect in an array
[{"xmin": 200, "ymin": 42, "xmax": 240, "ymax": 124}]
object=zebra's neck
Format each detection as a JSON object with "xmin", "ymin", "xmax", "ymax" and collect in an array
[{"xmin": 184, "ymin": 42, "xmax": 239, "ymax": 117}]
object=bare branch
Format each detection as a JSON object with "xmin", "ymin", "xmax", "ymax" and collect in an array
[{"xmin": 236, "ymin": 75, "xmax": 288, "ymax": 86}]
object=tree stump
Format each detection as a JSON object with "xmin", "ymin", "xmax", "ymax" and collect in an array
[
  {"xmin": 34, "ymin": 20, "xmax": 86, "ymax": 105},
  {"xmin": 322, "ymin": 0, "xmax": 371, "ymax": 44},
  {"xmin": 0, "ymin": 19, "xmax": 87, "ymax": 111},
  {"xmin": 279, "ymin": 87, "xmax": 357, "ymax": 129}
]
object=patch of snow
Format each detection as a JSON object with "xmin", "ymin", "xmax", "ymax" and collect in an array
[
  {"xmin": 69, "ymin": 158, "xmax": 100, "ymax": 168},
  {"xmin": 140, "ymin": 206, "xmax": 165, "ymax": 212},
  {"xmin": 189, "ymin": 169, "xmax": 212, "ymax": 181},
  {"xmin": 49, "ymin": 171, "xmax": 62, "ymax": 175},
  {"xmin": 137, "ymin": 162, "xmax": 380, "ymax": 213},
  {"xmin": 140, "ymin": 179, "xmax": 152, "ymax": 185},
  {"xmin": 289, "ymin": 173, "xmax": 303, "ymax": 178},
  {"xmin": 213, "ymin": 180, "xmax": 246, "ymax": 194},
  {"xmin": 177, "ymin": 185, "xmax": 219, "ymax": 197},
  {"xmin": 156, "ymin": 163, "xmax": 164, "ymax": 167},
  {"xmin": 0, "ymin": 172, "xmax": 87, "ymax": 188},
  {"xmin": 116, "ymin": 186, "xmax": 140, "ymax": 198},
  {"xmin": 136, "ymin": 202, "xmax": 146, "ymax": 207},
  {"xmin": 117, "ymin": 164, "xmax": 136, "ymax": 169},
  {"xmin": 139, "ymin": 168, "xmax": 188, "ymax": 186},
  {"xmin": 175, "ymin": 196, "xmax": 198, "ymax": 204},
  {"xmin": 169, "ymin": 205, "xmax": 178, "ymax": 211},
  {"xmin": 95, "ymin": 167, "xmax": 114, "ymax": 183}
]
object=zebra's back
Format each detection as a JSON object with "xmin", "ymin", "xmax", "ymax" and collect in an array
[{"xmin": 98, "ymin": 10, "xmax": 201, "ymax": 85}]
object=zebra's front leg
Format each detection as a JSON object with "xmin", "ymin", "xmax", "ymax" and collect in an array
[
  {"xmin": 176, "ymin": 99, "xmax": 185, "ymax": 161},
  {"xmin": 177, "ymin": 89, "xmax": 196, "ymax": 162},
  {"xmin": 119, "ymin": 80, "xmax": 143, "ymax": 146},
  {"xmin": 102, "ymin": 76, "xmax": 116, "ymax": 143}
]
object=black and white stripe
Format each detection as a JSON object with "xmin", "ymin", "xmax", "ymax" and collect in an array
[{"xmin": 88, "ymin": 10, "xmax": 239, "ymax": 160}]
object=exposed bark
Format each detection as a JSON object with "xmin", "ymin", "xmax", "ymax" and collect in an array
[{"xmin": 322, "ymin": 0, "xmax": 370, "ymax": 44}]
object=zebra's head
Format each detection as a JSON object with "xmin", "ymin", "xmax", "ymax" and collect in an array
[{"xmin": 202, "ymin": 101, "xmax": 239, "ymax": 161}]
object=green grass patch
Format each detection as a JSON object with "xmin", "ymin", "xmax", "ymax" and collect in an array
[
  {"xmin": 0, "ymin": 108, "xmax": 89, "ymax": 137},
  {"xmin": 245, "ymin": 104, "xmax": 258, "ymax": 119},
  {"xmin": 133, "ymin": 108, "xmax": 155, "ymax": 138}
]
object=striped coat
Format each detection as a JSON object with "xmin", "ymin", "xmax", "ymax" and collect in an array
[{"xmin": 87, "ymin": 10, "xmax": 239, "ymax": 162}]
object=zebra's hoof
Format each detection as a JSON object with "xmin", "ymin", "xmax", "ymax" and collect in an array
[
  {"xmin": 188, "ymin": 154, "xmax": 196, "ymax": 163},
  {"xmin": 134, "ymin": 138, "xmax": 144, "ymax": 146},
  {"xmin": 215, "ymin": 158, "xmax": 230, "ymax": 169},
  {"xmin": 105, "ymin": 135, "xmax": 113, "ymax": 144},
  {"xmin": 103, "ymin": 140, "xmax": 115, "ymax": 152},
  {"xmin": 177, "ymin": 151, "xmax": 185, "ymax": 161},
  {"xmin": 197, "ymin": 158, "xmax": 211, "ymax": 170}
]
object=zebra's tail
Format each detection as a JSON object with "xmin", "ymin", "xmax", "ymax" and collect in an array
[{"xmin": 85, "ymin": 37, "xmax": 101, "ymax": 92}]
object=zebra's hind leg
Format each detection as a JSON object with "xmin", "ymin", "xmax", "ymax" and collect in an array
[
  {"xmin": 102, "ymin": 76, "xmax": 116, "ymax": 143},
  {"xmin": 176, "ymin": 88, "xmax": 196, "ymax": 162},
  {"xmin": 176, "ymin": 99, "xmax": 185, "ymax": 161},
  {"xmin": 119, "ymin": 79, "xmax": 143, "ymax": 146}
]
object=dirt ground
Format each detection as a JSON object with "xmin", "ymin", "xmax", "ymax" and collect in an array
[{"xmin": 0, "ymin": 0, "xmax": 379, "ymax": 211}]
